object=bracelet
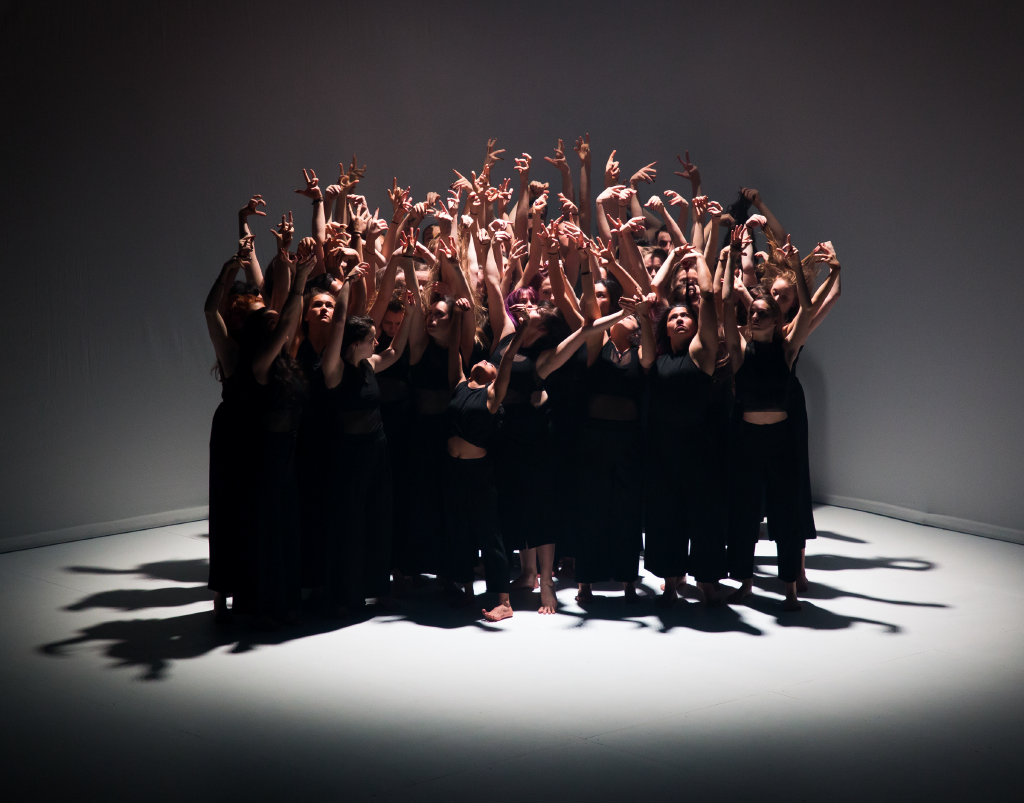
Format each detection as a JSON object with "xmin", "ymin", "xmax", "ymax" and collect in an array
[
  {"xmin": 580, "ymin": 270, "xmax": 592, "ymax": 276},
  {"xmin": 312, "ymin": 197, "xmax": 323, "ymax": 205},
  {"xmin": 217, "ymin": 280, "xmax": 230, "ymax": 286}
]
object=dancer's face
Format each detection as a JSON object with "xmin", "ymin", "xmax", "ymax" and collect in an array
[
  {"xmin": 349, "ymin": 326, "xmax": 377, "ymax": 363},
  {"xmin": 595, "ymin": 284, "xmax": 610, "ymax": 316},
  {"xmin": 748, "ymin": 299, "xmax": 777, "ymax": 336},
  {"xmin": 306, "ymin": 294, "xmax": 335, "ymax": 327},
  {"xmin": 771, "ymin": 278, "xmax": 796, "ymax": 316},
  {"xmin": 667, "ymin": 306, "xmax": 697, "ymax": 342},
  {"xmin": 470, "ymin": 361, "xmax": 497, "ymax": 384},
  {"xmin": 381, "ymin": 309, "xmax": 404, "ymax": 338},
  {"xmin": 425, "ymin": 300, "xmax": 452, "ymax": 339}
]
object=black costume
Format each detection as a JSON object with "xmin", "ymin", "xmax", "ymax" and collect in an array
[
  {"xmin": 295, "ymin": 338, "xmax": 327, "ymax": 587},
  {"xmin": 323, "ymin": 359, "xmax": 393, "ymax": 609},
  {"xmin": 488, "ymin": 333, "xmax": 555, "ymax": 551},
  {"xmin": 375, "ymin": 333, "xmax": 414, "ymax": 568},
  {"xmin": 728, "ymin": 338, "xmax": 802, "ymax": 583},
  {"xmin": 643, "ymin": 347, "xmax": 727, "ymax": 583},
  {"xmin": 575, "ymin": 339, "xmax": 644, "ymax": 585},
  {"xmin": 544, "ymin": 347, "xmax": 588, "ymax": 559},
  {"xmin": 441, "ymin": 381, "xmax": 510, "ymax": 592}
]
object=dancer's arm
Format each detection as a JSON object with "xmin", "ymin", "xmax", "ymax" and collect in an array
[
  {"xmin": 254, "ymin": 253, "xmax": 315, "ymax": 384},
  {"xmin": 371, "ymin": 289, "xmax": 415, "ymax": 373},
  {"xmin": 489, "ymin": 321, "xmax": 526, "ymax": 412},
  {"xmin": 535, "ymin": 309, "xmax": 627, "ymax": 379},
  {"xmin": 320, "ymin": 264, "xmax": 362, "ymax": 389},
  {"xmin": 204, "ymin": 253, "xmax": 242, "ymax": 377}
]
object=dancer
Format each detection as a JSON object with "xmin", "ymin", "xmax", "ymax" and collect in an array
[{"xmin": 722, "ymin": 229, "xmax": 813, "ymax": 611}]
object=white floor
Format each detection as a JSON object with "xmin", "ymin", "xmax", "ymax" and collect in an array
[{"xmin": 1, "ymin": 506, "xmax": 1021, "ymax": 802}]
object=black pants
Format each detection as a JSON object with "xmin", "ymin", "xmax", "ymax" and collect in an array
[
  {"xmin": 233, "ymin": 430, "xmax": 302, "ymax": 617},
  {"xmin": 644, "ymin": 425, "xmax": 727, "ymax": 583},
  {"xmin": 324, "ymin": 430, "xmax": 393, "ymax": 608},
  {"xmin": 576, "ymin": 420, "xmax": 642, "ymax": 584},
  {"xmin": 728, "ymin": 419, "xmax": 802, "ymax": 583},
  {"xmin": 396, "ymin": 413, "xmax": 446, "ymax": 575},
  {"xmin": 492, "ymin": 404, "xmax": 554, "ymax": 550},
  {"xmin": 207, "ymin": 403, "xmax": 249, "ymax": 595},
  {"xmin": 381, "ymin": 398, "xmax": 414, "ymax": 567},
  {"xmin": 441, "ymin": 454, "xmax": 510, "ymax": 593},
  {"xmin": 789, "ymin": 375, "xmax": 817, "ymax": 543}
]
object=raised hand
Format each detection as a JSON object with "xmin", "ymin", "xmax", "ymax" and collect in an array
[
  {"xmin": 295, "ymin": 168, "xmax": 322, "ymax": 199},
  {"xmin": 558, "ymin": 192, "xmax": 578, "ymax": 217},
  {"xmin": 740, "ymin": 187, "xmax": 761, "ymax": 205},
  {"xmin": 451, "ymin": 169, "xmax": 473, "ymax": 193},
  {"xmin": 344, "ymin": 261, "xmax": 369, "ymax": 285},
  {"xmin": 436, "ymin": 236, "xmax": 458, "ymax": 260},
  {"xmin": 746, "ymin": 213, "xmax": 767, "ymax": 230},
  {"xmin": 240, "ymin": 195, "xmax": 267, "ymax": 218},
  {"xmin": 707, "ymin": 201, "xmax": 723, "ymax": 219},
  {"xmin": 812, "ymin": 241, "xmax": 840, "ymax": 267},
  {"xmin": 730, "ymin": 224, "xmax": 746, "ymax": 249},
  {"xmin": 544, "ymin": 139, "xmax": 570, "ymax": 172},
  {"xmin": 529, "ymin": 180, "xmax": 550, "ymax": 198},
  {"xmin": 388, "ymin": 178, "xmax": 411, "ymax": 216},
  {"xmin": 630, "ymin": 161, "xmax": 657, "ymax": 186},
  {"xmin": 662, "ymin": 189, "xmax": 688, "ymax": 208},
  {"xmin": 454, "ymin": 296, "xmax": 472, "ymax": 315},
  {"xmin": 323, "ymin": 184, "xmax": 343, "ymax": 204},
  {"xmin": 347, "ymin": 155, "xmax": 367, "ymax": 181},
  {"xmin": 297, "ymin": 236, "xmax": 317, "ymax": 257},
  {"xmin": 645, "ymin": 195, "xmax": 665, "ymax": 213},
  {"xmin": 509, "ymin": 238, "xmax": 529, "ymax": 261},
  {"xmin": 624, "ymin": 216, "xmax": 646, "ymax": 235},
  {"xmin": 532, "ymin": 192, "xmax": 549, "ymax": 216},
  {"xmin": 574, "ymin": 133, "xmax": 591, "ymax": 163},
  {"xmin": 614, "ymin": 186, "xmax": 636, "ymax": 208},
  {"xmin": 271, "ymin": 212, "xmax": 295, "ymax": 251},
  {"xmin": 691, "ymin": 196, "xmax": 708, "ymax": 219},
  {"xmin": 605, "ymin": 149, "xmax": 621, "ymax": 186},
  {"xmin": 674, "ymin": 150, "xmax": 701, "ymax": 187},
  {"xmin": 513, "ymin": 153, "xmax": 532, "ymax": 176},
  {"xmin": 237, "ymin": 234, "xmax": 256, "ymax": 258},
  {"xmin": 425, "ymin": 191, "xmax": 440, "ymax": 208},
  {"xmin": 366, "ymin": 209, "xmax": 387, "ymax": 238},
  {"xmin": 397, "ymin": 230, "xmax": 416, "ymax": 255},
  {"xmin": 776, "ymin": 234, "xmax": 800, "ymax": 265},
  {"xmin": 485, "ymin": 137, "xmax": 506, "ymax": 167}
]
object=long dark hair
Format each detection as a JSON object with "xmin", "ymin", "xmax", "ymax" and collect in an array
[
  {"xmin": 653, "ymin": 302, "xmax": 698, "ymax": 356},
  {"xmin": 342, "ymin": 315, "xmax": 375, "ymax": 358},
  {"xmin": 239, "ymin": 308, "xmax": 308, "ymax": 405}
]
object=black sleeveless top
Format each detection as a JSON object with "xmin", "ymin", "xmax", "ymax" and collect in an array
[
  {"xmin": 648, "ymin": 348, "xmax": 714, "ymax": 428},
  {"xmin": 375, "ymin": 332, "xmax": 410, "ymax": 405},
  {"xmin": 410, "ymin": 337, "xmax": 449, "ymax": 391},
  {"xmin": 588, "ymin": 341, "xmax": 645, "ymax": 405},
  {"xmin": 232, "ymin": 353, "xmax": 307, "ymax": 433},
  {"xmin": 734, "ymin": 338, "xmax": 791, "ymax": 412},
  {"xmin": 326, "ymin": 359, "xmax": 382, "ymax": 434},
  {"xmin": 488, "ymin": 332, "xmax": 543, "ymax": 406},
  {"xmin": 447, "ymin": 381, "xmax": 495, "ymax": 449}
]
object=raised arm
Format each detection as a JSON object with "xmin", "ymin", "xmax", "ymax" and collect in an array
[
  {"xmin": 371, "ymin": 288, "xmax": 415, "ymax": 373},
  {"xmin": 779, "ymin": 236, "xmax": 812, "ymax": 360},
  {"xmin": 691, "ymin": 246, "xmax": 720, "ymax": 374},
  {"xmin": 253, "ymin": 253, "xmax": 315, "ymax": 384},
  {"xmin": 489, "ymin": 322, "xmax": 526, "ymax": 412},
  {"xmin": 205, "ymin": 252, "xmax": 244, "ymax": 377},
  {"xmin": 238, "ymin": 196, "xmax": 266, "ymax": 287},
  {"xmin": 544, "ymin": 139, "xmax": 575, "ymax": 206},
  {"xmin": 294, "ymin": 169, "xmax": 326, "ymax": 274},
  {"xmin": 674, "ymin": 151, "xmax": 702, "ymax": 198},
  {"xmin": 741, "ymin": 188, "xmax": 786, "ymax": 242},
  {"xmin": 448, "ymin": 297, "xmax": 470, "ymax": 392},
  {"xmin": 619, "ymin": 294, "xmax": 657, "ymax": 370},
  {"xmin": 806, "ymin": 242, "xmax": 842, "ymax": 335},
  {"xmin": 628, "ymin": 161, "xmax": 657, "ymax": 221},
  {"xmin": 535, "ymin": 308, "xmax": 626, "ymax": 379},
  {"xmin": 574, "ymin": 134, "xmax": 592, "ymax": 236},
  {"xmin": 645, "ymin": 195, "xmax": 687, "ymax": 248},
  {"xmin": 512, "ymin": 153, "xmax": 533, "ymax": 244},
  {"xmin": 320, "ymin": 264, "xmax": 363, "ymax": 389},
  {"xmin": 721, "ymin": 243, "xmax": 744, "ymax": 373},
  {"xmin": 660, "ymin": 190, "xmax": 690, "ymax": 244}
]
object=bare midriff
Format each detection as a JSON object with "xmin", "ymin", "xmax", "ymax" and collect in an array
[
  {"xmin": 447, "ymin": 436, "xmax": 487, "ymax": 459},
  {"xmin": 743, "ymin": 411, "xmax": 788, "ymax": 425}
]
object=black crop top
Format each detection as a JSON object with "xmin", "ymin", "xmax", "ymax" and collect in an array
[
  {"xmin": 447, "ymin": 381, "xmax": 495, "ymax": 449},
  {"xmin": 327, "ymin": 359, "xmax": 382, "ymax": 434},
  {"xmin": 488, "ymin": 332, "xmax": 542, "ymax": 405},
  {"xmin": 648, "ymin": 348, "xmax": 714, "ymax": 427},
  {"xmin": 588, "ymin": 341, "xmax": 645, "ymax": 404},
  {"xmin": 734, "ymin": 339, "xmax": 791, "ymax": 412},
  {"xmin": 375, "ymin": 333, "xmax": 411, "ymax": 405}
]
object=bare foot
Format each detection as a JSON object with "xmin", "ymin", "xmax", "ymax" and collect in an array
[
  {"xmin": 575, "ymin": 583, "xmax": 594, "ymax": 603},
  {"xmin": 655, "ymin": 585, "xmax": 677, "ymax": 608},
  {"xmin": 727, "ymin": 580, "xmax": 753, "ymax": 605},
  {"xmin": 782, "ymin": 595, "xmax": 802, "ymax": 612},
  {"xmin": 482, "ymin": 601, "xmax": 513, "ymax": 621},
  {"xmin": 623, "ymin": 583, "xmax": 639, "ymax": 604},
  {"xmin": 509, "ymin": 572, "xmax": 539, "ymax": 591},
  {"xmin": 539, "ymin": 582, "xmax": 558, "ymax": 614},
  {"xmin": 796, "ymin": 574, "xmax": 810, "ymax": 593},
  {"xmin": 697, "ymin": 582, "xmax": 722, "ymax": 607}
]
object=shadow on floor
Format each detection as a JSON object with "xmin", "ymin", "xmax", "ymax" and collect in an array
[
  {"xmin": 814, "ymin": 530, "xmax": 868, "ymax": 544},
  {"xmin": 751, "ymin": 575, "xmax": 947, "ymax": 609},
  {"xmin": 756, "ymin": 554, "xmax": 936, "ymax": 572},
  {"xmin": 66, "ymin": 559, "xmax": 210, "ymax": 584}
]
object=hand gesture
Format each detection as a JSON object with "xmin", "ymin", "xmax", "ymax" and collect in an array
[
  {"xmin": 746, "ymin": 214, "xmax": 767, "ymax": 229},
  {"xmin": 240, "ymin": 195, "xmax": 267, "ymax": 218},
  {"xmin": 614, "ymin": 186, "xmax": 636, "ymax": 207},
  {"xmin": 513, "ymin": 153, "xmax": 532, "ymax": 176},
  {"xmin": 403, "ymin": 289, "xmax": 416, "ymax": 310},
  {"xmin": 343, "ymin": 155, "xmax": 367, "ymax": 184},
  {"xmin": 436, "ymin": 236, "xmax": 458, "ymax": 260},
  {"xmin": 424, "ymin": 191, "xmax": 440, "ymax": 208},
  {"xmin": 271, "ymin": 212, "xmax": 295, "ymax": 251},
  {"xmin": 397, "ymin": 230, "xmax": 416, "ymax": 255},
  {"xmin": 574, "ymin": 133, "xmax": 591, "ymax": 164},
  {"xmin": 454, "ymin": 297, "xmax": 472, "ymax": 315},
  {"xmin": 296, "ymin": 250, "xmax": 317, "ymax": 278},
  {"xmin": 532, "ymin": 192, "xmax": 549, "ymax": 216},
  {"xmin": 297, "ymin": 236, "xmax": 317, "ymax": 257},
  {"xmin": 485, "ymin": 137, "xmax": 506, "ymax": 167},
  {"xmin": 388, "ymin": 178, "xmax": 410, "ymax": 216},
  {"xmin": 544, "ymin": 139, "xmax": 570, "ymax": 172},
  {"xmin": 344, "ymin": 261, "xmax": 368, "ymax": 285},
  {"xmin": 618, "ymin": 296, "xmax": 637, "ymax": 315},
  {"xmin": 811, "ymin": 241, "xmax": 840, "ymax": 268},
  {"xmin": 707, "ymin": 200, "xmax": 723, "ymax": 219},
  {"xmin": 776, "ymin": 234, "xmax": 800, "ymax": 265},
  {"xmin": 691, "ymin": 196, "xmax": 708, "ymax": 219},
  {"xmin": 624, "ymin": 216, "xmax": 646, "ymax": 235},
  {"xmin": 294, "ymin": 168, "xmax": 322, "ymax": 200},
  {"xmin": 662, "ymin": 189, "xmax": 688, "ymax": 208},
  {"xmin": 605, "ymin": 149, "xmax": 621, "ymax": 186},
  {"xmin": 740, "ymin": 187, "xmax": 761, "ymax": 205},
  {"xmin": 558, "ymin": 192, "xmax": 578, "ymax": 217},
  {"xmin": 366, "ymin": 209, "xmax": 387, "ymax": 238},
  {"xmin": 630, "ymin": 161, "xmax": 657, "ymax": 186},
  {"xmin": 730, "ymin": 224, "xmax": 746, "ymax": 250},
  {"xmin": 509, "ymin": 238, "xmax": 529, "ymax": 261},
  {"xmin": 237, "ymin": 234, "xmax": 256, "ymax": 259},
  {"xmin": 645, "ymin": 195, "xmax": 665, "ymax": 213},
  {"xmin": 451, "ymin": 169, "xmax": 473, "ymax": 193},
  {"xmin": 674, "ymin": 150, "xmax": 701, "ymax": 186}
]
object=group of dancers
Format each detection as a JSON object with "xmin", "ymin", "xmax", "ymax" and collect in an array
[{"xmin": 204, "ymin": 137, "xmax": 842, "ymax": 628}]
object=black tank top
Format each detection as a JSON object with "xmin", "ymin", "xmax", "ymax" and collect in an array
[
  {"xmin": 648, "ymin": 348, "xmax": 714, "ymax": 427},
  {"xmin": 410, "ymin": 337, "xmax": 449, "ymax": 391},
  {"xmin": 326, "ymin": 359, "xmax": 382, "ymax": 434},
  {"xmin": 375, "ymin": 332, "xmax": 410, "ymax": 405},
  {"xmin": 588, "ymin": 341, "xmax": 644, "ymax": 404},
  {"xmin": 734, "ymin": 338, "xmax": 791, "ymax": 412},
  {"xmin": 488, "ymin": 332, "xmax": 542, "ymax": 406},
  {"xmin": 447, "ymin": 381, "xmax": 495, "ymax": 449}
]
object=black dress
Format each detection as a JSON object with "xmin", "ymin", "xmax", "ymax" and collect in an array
[
  {"xmin": 727, "ymin": 338, "xmax": 802, "ymax": 583},
  {"xmin": 400, "ymin": 337, "xmax": 450, "ymax": 576},
  {"xmin": 544, "ymin": 346, "xmax": 589, "ymax": 559},
  {"xmin": 295, "ymin": 338, "xmax": 327, "ymax": 587},
  {"xmin": 231, "ymin": 356, "xmax": 305, "ymax": 619},
  {"xmin": 488, "ymin": 333, "xmax": 555, "ymax": 551},
  {"xmin": 323, "ymin": 359, "xmax": 393, "ymax": 609},
  {"xmin": 207, "ymin": 369, "xmax": 253, "ymax": 596},
  {"xmin": 643, "ymin": 348, "xmax": 727, "ymax": 583},
  {"xmin": 376, "ymin": 333, "xmax": 414, "ymax": 568},
  {"xmin": 441, "ymin": 381, "xmax": 510, "ymax": 592},
  {"xmin": 575, "ymin": 340, "xmax": 645, "ymax": 585}
]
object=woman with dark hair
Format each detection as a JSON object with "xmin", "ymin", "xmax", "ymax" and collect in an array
[
  {"xmin": 722, "ymin": 229, "xmax": 813, "ymax": 611},
  {"xmin": 203, "ymin": 237, "xmax": 263, "ymax": 623},
  {"xmin": 640, "ymin": 246, "xmax": 726, "ymax": 607},
  {"xmin": 318, "ymin": 262, "xmax": 415, "ymax": 616},
  {"xmin": 231, "ymin": 250, "xmax": 315, "ymax": 629}
]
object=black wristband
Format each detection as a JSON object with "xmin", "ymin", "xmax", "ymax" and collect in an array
[
  {"xmin": 312, "ymin": 197, "xmax": 323, "ymax": 205},
  {"xmin": 580, "ymin": 270, "xmax": 592, "ymax": 276}
]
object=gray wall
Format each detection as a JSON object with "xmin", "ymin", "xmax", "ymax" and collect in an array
[{"xmin": 2, "ymin": 1, "xmax": 1022, "ymax": 550}]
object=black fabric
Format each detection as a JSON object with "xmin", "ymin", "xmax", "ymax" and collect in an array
[
  {"xmin": 734, "ymin": 338, "xmax": 791, "ymax": 413},
  {"xmin": 232, "ymin": 430, "xmax": 302, "ymax": 617},
  {"xmin": 447, "ymin": 381, "xmax": 495, "ymax": 449},
  {"xmin": 323, "ymin": 430, "xmax": 393, "ymax": 608},
  {"xmin": 789, "ymin": 370, "xmax": 817, "ymax": 542},
  {"xmin": 492, "ymin": 403, "xmax": 554, "ymax": 550},
  {"xmin": 326, "ymin": 359, "xmax": 382, "ymax": 435},
  {"xmin": 410, "ymin": 337, "xmax": 450, "ymax": 392},
  {"xmin": 295, "ymin": 341, "xmax": 327, "ymax": 587},
  {"xmin": 545, "ymin": 347, "xmax": 588, "ymax": 557},
  {"xmin": 375, "ymin": 332, "xmax": 411, "ymax": 405},
  {"xmin": 376, "ymin": 330, "xmax": 414, "ymax": 564},
  {"xmin": 441, "ymin": 454, "xmax": 509, "ymax": 592},
  {"xmin": 488, "ymin": 333, "xmax": 543, "ymax": 403},
  {"xmin": 575, "ymin": 420, "xmax": 643, "ymax": 584},
  {"xmin": 727, "ymin": 419, "xmax": 802, "ymax": 583},
  {"xmin": 397, "ymin": 412, "xmax": 448, "ymax": 575},
  {"xmin": 647, "ymin": 349, "xmax": 715, "ymax": 427},
  {"xmin": 587, "ymin": 340, "xmax": 645, "ymax": 402},
  {"xmin": 207, "ymin": 398, "xmax": 250, "ymax": 595}
]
